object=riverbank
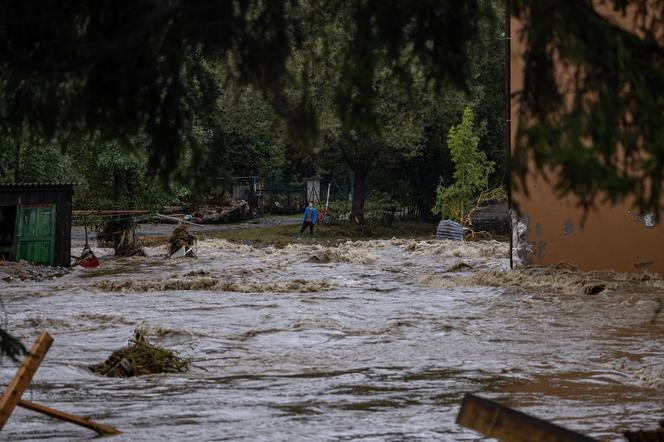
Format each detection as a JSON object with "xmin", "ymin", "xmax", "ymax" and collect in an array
[
  {"xmin": 126, "ymin": 220, "xmax": 439, "ymax": 249},
  {"xmin": 204, "ymin": 221, "xmax": 438, "ymax": 247}
]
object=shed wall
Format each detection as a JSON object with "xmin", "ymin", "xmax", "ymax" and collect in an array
[
  {"xmin": 0, "ymin": 185, "xmax": 73, "ymax": 267},
  {"xmin": 510, "ymin": 14, "xmax": 664, "ymax": 274}
]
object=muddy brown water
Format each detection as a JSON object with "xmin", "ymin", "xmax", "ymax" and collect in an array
[{"xmin": 1, "ymin": 239, "xmax": 663, "ymax": 441}]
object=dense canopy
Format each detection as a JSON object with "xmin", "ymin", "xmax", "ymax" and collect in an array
[
  {"xmin": 1, "ymin": 0, "xmax": 661, "ymax": 215},
  {"xmin": 0, "ymin": 0, "xmax": 485, "ymax": 173}
]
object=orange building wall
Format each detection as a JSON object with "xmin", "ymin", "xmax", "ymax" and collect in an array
[{"xmin": 510, "ymin": 14, "xmax": 664, "ymax": 275}]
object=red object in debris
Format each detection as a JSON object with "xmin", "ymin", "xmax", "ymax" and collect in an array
[
  {"xmin": 78, "ymin": 254, "xmax": 100, "ymax": 269},
  {"xmin": 74, "ymin": 247, "xmax": 100, "ymax": 269},
  {"xmin": 317, "ymin": 206, "xmax": 332, "ymax": 225},
  {"xmin": 74, "ymin": 222, "xmax": 100, "ymax": 268}
]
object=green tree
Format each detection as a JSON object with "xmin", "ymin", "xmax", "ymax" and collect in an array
[
  {"xmin": 0, "ymin": 0, "xmax": 485, "ymax": 179},
  {"xmin": 433, "ymin": 107, "xmax": 495, "ymax": 224},
  {"xmin": 0, "ymin": 134, "xmax": 74, "ymax": 184}
]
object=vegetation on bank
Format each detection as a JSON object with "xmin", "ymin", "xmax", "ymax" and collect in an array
[
  {"xmin": 0, "ymin": 0, "xmax": 507, "ymax": 223},
  {"xmin": 432, "ymin": 107, "xmax": 506, "ymax": 229},
  {"xmin": 212, "ymin": 222, "xmax": 436, "ymax": 247}
]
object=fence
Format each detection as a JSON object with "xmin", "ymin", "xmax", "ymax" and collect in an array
[
  {"xmin": 258, "ymin": 175, "xmax": 429, "ymax": 222},
  {"xmin": 256, "ymin": 188, "xmax": 306, "ymax": 214},
  {"xmin": 397, "ymin": 202, "xmax": 423, "ymax": 221}
]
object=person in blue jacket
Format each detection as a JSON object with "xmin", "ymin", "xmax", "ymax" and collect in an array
[{"xmin": 300, "ymin": 201, "xmax": 317, "ymax": 236}]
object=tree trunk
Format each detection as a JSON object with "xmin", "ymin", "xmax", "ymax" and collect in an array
[
  {"xmin": 350, "ymin": 171, "xmax": 367, "ymax": 225},
  {"xmin": 14, "ymin": 139, "xmax": 21, "ymax": 182}
]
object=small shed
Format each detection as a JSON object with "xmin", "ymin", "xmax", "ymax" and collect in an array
[{"xmin": 0, "ymin": 183, "xmax": 73, "ymax": 267}]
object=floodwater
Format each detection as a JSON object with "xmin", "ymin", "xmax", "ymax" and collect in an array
[{"xmin": 1, "ymin": 238, "xmax": 663, "ymax": 441}]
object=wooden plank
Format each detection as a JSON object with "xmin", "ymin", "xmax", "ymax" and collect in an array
[
  {"xmin": 18, "ymin": 399, "xmax": 121, "ymax": 436},
  {"xmin": 456, "ymin": 394, "xmax": 597, "ymax": 442},
  {"xmin": 0, "ymin": 331, "xmax": 53, "ymax": 430},
  {"xmin": 624, "ymin": 429, "xmax": 664, "ymax": 442}
]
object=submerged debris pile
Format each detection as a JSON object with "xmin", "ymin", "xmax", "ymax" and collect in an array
[
  {"xmin": 160, "ymin": 198, "xmax": 250, "ymax": 223},
  {"xmin": 89, "ymin": 331, "xmax": 189, "ymax": 377},
  {"xmin": 115, "ymin": 234, "xmax": 146, "ymax": 257},
  {"xmin": 169, "ymin": 225, "xmax": 197, "ymax": 256},
  {"xmin": 97, "ymin": 218, "xmax": 146, "ymax": 257},
  {"xmin": 0, "ymin": 260, "xmax": 68, "ymax": 282},
  {"xmin": 195, "ymin": 198, "xmax": 250, "ymax": 223}
]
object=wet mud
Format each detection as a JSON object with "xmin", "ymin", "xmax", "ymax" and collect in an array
[{"xmin": 1, "ymin": 238, "xmax": 663, "ymax": 441}]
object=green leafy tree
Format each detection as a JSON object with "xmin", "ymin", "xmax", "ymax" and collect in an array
[
  {"xmin": 433, "ymin": 107, "xmax": 495, "ymax": 224},
  {"xmin": 0, "ymin": 0, "xmax": 485, "ymax": 179},
  {"xmin": 70, "ymin": 138, "xmax": 173, "ymax": 210}
]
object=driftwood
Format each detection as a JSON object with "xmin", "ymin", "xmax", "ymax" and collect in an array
[
  {"xmin": 159, "ymin": 197, "xmax": 250, "ymax": 224},
  {"xmin": 18, "ymin": 399, "xmax": 120, "ymax": 436},
  {"xmin": 98, "ymin": 218, "xmax": 145, "ymax": 256},
  {"xmin": 168, "ymin": 225, "xmax": 197, "ymax": 256},
  {"xmin": 115, "ymin": 229, "xmax": 146, "ymax": 257},
  {"xmin": 194, "ymin": 199, "xmax": 249, "ymax": 223},
  {"xmin": 0, "ymin": 332, "xmax": 53, "ymax": 430},
  {"xmin": 0, "ymin": 332, "xmax": 120, "ymax": 436},
  {"xmin": 456, "ymin": 394, "xmax": 597, "ymax": 442}
]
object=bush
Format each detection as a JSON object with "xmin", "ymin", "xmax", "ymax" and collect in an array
[{"xmin": 432, "ymin": 107, "xmax": 496, "ymax": 225}]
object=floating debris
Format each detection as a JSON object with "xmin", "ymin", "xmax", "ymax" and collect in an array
[
  {"xmin": 0, "ymin": 260, "xmax": 68, "ymax": 282},
  {"xmin": 89, "ymin": 331, "xmax": 189, "ymax": 377},
  {"xmin": 194, "ymin": 198, "xmax": 250, "ymax": 223},
  {"xmin": 115, "ymin": 235, "xmax": 146, "ymax": 257},
  {"xmin": 97, "ymin": 218, "xmax": 145, "ymax": 257},
  {"xmin": 169, "ymin": 225, "xmax": 197, "ymax": 257}
]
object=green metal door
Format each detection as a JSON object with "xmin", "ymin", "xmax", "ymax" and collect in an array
[{"xmin": 14, "ymin": 205, "xmax": 56, "ymax": 265}]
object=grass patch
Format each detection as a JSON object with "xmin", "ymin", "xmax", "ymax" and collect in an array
[{"xmin": 203, "ymin": 221, "xmax": 436, "ymax": 247}]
